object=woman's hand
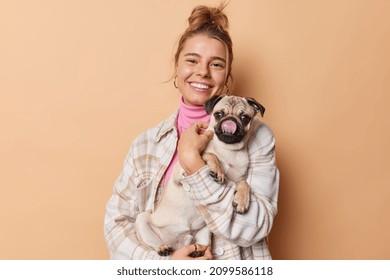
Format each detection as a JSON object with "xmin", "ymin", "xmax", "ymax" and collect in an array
[
  {"xmin": 171, "ymin": 243, "xmax": 213, "ymax": 260},
  {"xmin": 178, "ymin": 122, "xmax": 214, "ymax": 175}
]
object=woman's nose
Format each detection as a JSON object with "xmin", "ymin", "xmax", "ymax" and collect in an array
[{"xmin": 196, "ymin": 63, "xmax": 210, "ymax": 78}]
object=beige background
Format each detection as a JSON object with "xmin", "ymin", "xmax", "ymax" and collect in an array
[{"xmin": 0, "ymin": 0, "xmax": 389, "ymax": 259}]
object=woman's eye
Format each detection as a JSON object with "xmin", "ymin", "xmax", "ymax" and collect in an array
[
  {"xmin": 211, "ymin": 63, "xmax": 224, "ymax": 68},
  {"xmin": 186, "ymin": 59, "xmax": 197, "ymax": 64}
]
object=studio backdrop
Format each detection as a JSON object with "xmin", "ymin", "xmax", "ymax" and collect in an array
[{"xmin": 0, "ymin": 0, "xmax": 389, "ymax": 259}]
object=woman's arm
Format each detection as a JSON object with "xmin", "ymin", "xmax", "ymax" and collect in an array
[
  {"xmin": 104, "ymin": 136, "xmax": 214, "ymax": 260},
  {"xmin": 179, "ymin": 120, "xmax": 279, "ymax": 247},
  {"xmin": 104, "ymin": 145, "xmax": 169, "ymax": 260},
  {"xmin": 178, "ymin": 122, "xmax": 213, "ymax": 175}
]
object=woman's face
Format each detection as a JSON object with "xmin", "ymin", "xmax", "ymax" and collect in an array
[{"xmin": 176, "ymin": 34, "xmax": 228, "ymax": 106}]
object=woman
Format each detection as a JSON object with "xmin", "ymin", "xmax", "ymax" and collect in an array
[{"xmin": 104, "ymin": 3, "xmax": 279, "ymax": 260}]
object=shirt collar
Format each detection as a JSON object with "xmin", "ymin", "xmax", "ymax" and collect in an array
[{"xmin": 155, "ymin": 110, "xmax": 179, "ymax": 142}]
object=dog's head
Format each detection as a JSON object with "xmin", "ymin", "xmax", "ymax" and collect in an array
[{"xmin": 205, "ymin": 95, "xmax": 265, "ymax": 145}]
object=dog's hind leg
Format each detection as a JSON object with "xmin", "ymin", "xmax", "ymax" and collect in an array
[
  {"xmin": 194, "ymin": 226, "xmax": 211, "ymax": 246},
  {"xmin": 135, "ymin": 212, "xmax": 171, "ymax": 256},
  {"xmin": 233, "ymin": 180, "xmax": 250, "ymax": 214},
  {"xmin": 189, "ymin": 226, "xmax": 211, "ymax": 258}
]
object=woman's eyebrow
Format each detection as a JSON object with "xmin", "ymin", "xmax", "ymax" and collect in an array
[{"xmin": 184, "ymin": 53, "xmax": 226, "ymax": 63}]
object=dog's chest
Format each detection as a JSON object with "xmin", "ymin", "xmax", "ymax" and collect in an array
[
  {"xmin": 206, "ymin": 142, "xmax": 249, "ymax": 181},
  {"xmin": 222, "ymin": 156, "xmax": 249, "ymax": 181}
]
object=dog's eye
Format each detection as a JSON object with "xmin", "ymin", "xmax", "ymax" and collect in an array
[
  {"xmin": 214, "ymin": 111, "xmax": 224, "ymax": 120},
  {"xmin": 240, "ymin": 114, "xmax": 251, "ymax": 125}
]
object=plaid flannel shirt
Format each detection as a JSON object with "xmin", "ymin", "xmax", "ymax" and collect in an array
[{"xmin": 104, "ymin": 110, "xmax": 279, "ymax": 259}]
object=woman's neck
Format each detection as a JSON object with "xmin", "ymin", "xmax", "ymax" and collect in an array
[{"xmin": 176, "ymin": 96, "xmax": 210, "ymax": 136}]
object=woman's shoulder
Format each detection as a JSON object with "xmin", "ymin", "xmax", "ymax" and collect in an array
[
  {"xmin": 248, "ymin": 118, "xmax": 276, "ymax": 150},
  {"xmin": 132, "ymin": 110, "xmax": 178, "ymax": 145},
  {"xmin": 252, "ymin": 118, "xmax": 275, "ymax": 138}
]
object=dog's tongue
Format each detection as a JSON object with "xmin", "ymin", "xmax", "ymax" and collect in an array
[{"xmin": 221, "ymin": 120, "xmax": 237, "ymax": 134}]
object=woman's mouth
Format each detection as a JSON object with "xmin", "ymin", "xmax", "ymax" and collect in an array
[{"xmin": 189, "ymin": 82, "xmax": 212, "ymax": 91}]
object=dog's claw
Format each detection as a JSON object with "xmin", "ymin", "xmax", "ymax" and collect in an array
[
  {"xmin": 189, "ymin": 251, "xmax": 205, "ymax": 258},
  {"xmin": 215, "ymin": 177, "xmax": 226, "ymax": 184},
  {"xmin": 232, "ymin": 202, "xmax": 249, "ymax": 215},
  {"xmin": 157, "ymin": 244, "xmax": 173, "ymax": 256},
  {"xmin": 209, "ymin": 171, "xmax": 226, "ymax": 184}
]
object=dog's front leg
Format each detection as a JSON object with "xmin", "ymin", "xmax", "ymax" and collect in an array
[
  {"xmin": 135, "ymin": 212, "xmax": 171, "ymax": 256},
  {"xmin": 202, "ymin": 152, "xmax": 225, "ymax": 184},
  {"xmin": 233, "ymin": 181, "xmax": 250, "ymax": 214}
]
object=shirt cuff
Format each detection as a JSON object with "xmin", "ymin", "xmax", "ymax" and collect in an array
[{"xmin": 181, "ymin": 165, "xmax": 231, "ymax": 203}]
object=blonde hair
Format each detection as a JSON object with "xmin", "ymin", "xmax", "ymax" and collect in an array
[{"xmin": 174, "ymin": 3, "xmax": 233, "ymax": 84}]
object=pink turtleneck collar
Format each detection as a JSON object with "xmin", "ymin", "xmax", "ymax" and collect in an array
[
  {"xmin": 176, "ymin": 96, "xmax": 211, "ymax": 136},
  {"xmin": 163, "ymin": 96, "xmax": 211, "ymax": 185}
]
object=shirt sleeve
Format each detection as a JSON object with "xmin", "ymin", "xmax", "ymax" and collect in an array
[
  {"xmin": 104, "ymin": 144, "xmax": 169, "ymax": 260},
  {"xmin": 180, "ymin": 121, "xmax": 279, "ymax": 248}
]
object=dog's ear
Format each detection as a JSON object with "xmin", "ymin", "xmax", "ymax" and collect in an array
[
  {"xmin": 245, "ymin": 97, "xmax": 266, "ymax": 117},
  {"xmin": 204, "ymin": 95, "xmax": 225, "ymax": 114}
]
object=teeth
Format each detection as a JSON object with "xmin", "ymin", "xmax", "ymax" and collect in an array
[
  {"xmin": 190, "ymin": 83, "xmax": 210, "ymax": 89},
  {"xmin": 222, "ymin": 128, "xmax": 234, "ymax": 134}
]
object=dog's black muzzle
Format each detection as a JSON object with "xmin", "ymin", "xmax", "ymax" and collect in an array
[{"xmin": 214, "ymin": 117, "xmax": 246, "ymax": 144}]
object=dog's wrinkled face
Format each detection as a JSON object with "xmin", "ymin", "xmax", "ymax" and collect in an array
[{"xmin": 205, "ymin": 95, "xmax": 265, "ymax": 145}]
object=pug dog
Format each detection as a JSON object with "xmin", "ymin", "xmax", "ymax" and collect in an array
[{"xmin": 135, "ymin": 95, "xmax": 265, "ymax": 256}]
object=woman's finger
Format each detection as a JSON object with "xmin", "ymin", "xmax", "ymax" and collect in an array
[
  {"xmin": 184, "ymin": 243, "xmax": 210, "ymax": 254},
  {"xmin": 193, "ymin": 122, "xmax": 209, "ymax": 131},
  {"xmin": 201, "ymin": 130, "xmax": 214, "ymax": 140},
  {"xmin": 193, "ymin": 244, "xmax": 208, "ymax": 252},
  {"xmin": 192, "ymin": 245, "xmax": 213, "ymax": 260}
]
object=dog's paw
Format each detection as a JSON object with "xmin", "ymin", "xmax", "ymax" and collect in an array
[
  {"xmin": 232, "ymin": 192, "xmax": 250, "ymax": 214},
  {"xmin": 203, "ymin": 153, "xmax": 226, "ymax": 184},
  {"xmin": 209, "ymin": 171, "xmax": 226, "ymax": 184},
  {"xmin": 232, "ymin": 202, "xmax": 249, "ymax": 214},
  {"xmin": 189, "ymin": 250, "xmax": 205, "ymax": 258},
  {"xmin": 157, "ymin": 244, "xmax": 173, "ymax": 256}
]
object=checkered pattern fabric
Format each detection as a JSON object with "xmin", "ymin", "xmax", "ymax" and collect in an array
[{"xmin": 104, "ymin": 111, "xmax": 279, "ymax": 259}]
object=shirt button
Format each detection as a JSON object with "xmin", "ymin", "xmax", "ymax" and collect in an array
[
  {"xmin": 215, "ymin": 247, "xmax": 224, "ymax": 256},
  {"xmin": 183, "ymin": 184, "xmax": 190, "ymax": 192}
]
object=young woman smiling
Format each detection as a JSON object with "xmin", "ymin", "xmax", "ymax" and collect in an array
[{"xmin": 104, "ymin": 3, "xmax": 279, "ymax": 260}]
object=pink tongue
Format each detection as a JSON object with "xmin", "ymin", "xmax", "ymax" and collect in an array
[{"xmin": 222, "ymin": 120, "xmax": 237, "ymax": 134}]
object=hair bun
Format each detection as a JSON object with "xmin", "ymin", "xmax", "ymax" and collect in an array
[
  {"xmin": 173, "ymin": 2, "xmax": 233, "ymax": 84},
  {"xmin": 187, "ymin": 3, "xmax": 229, "ymax": 33}
]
